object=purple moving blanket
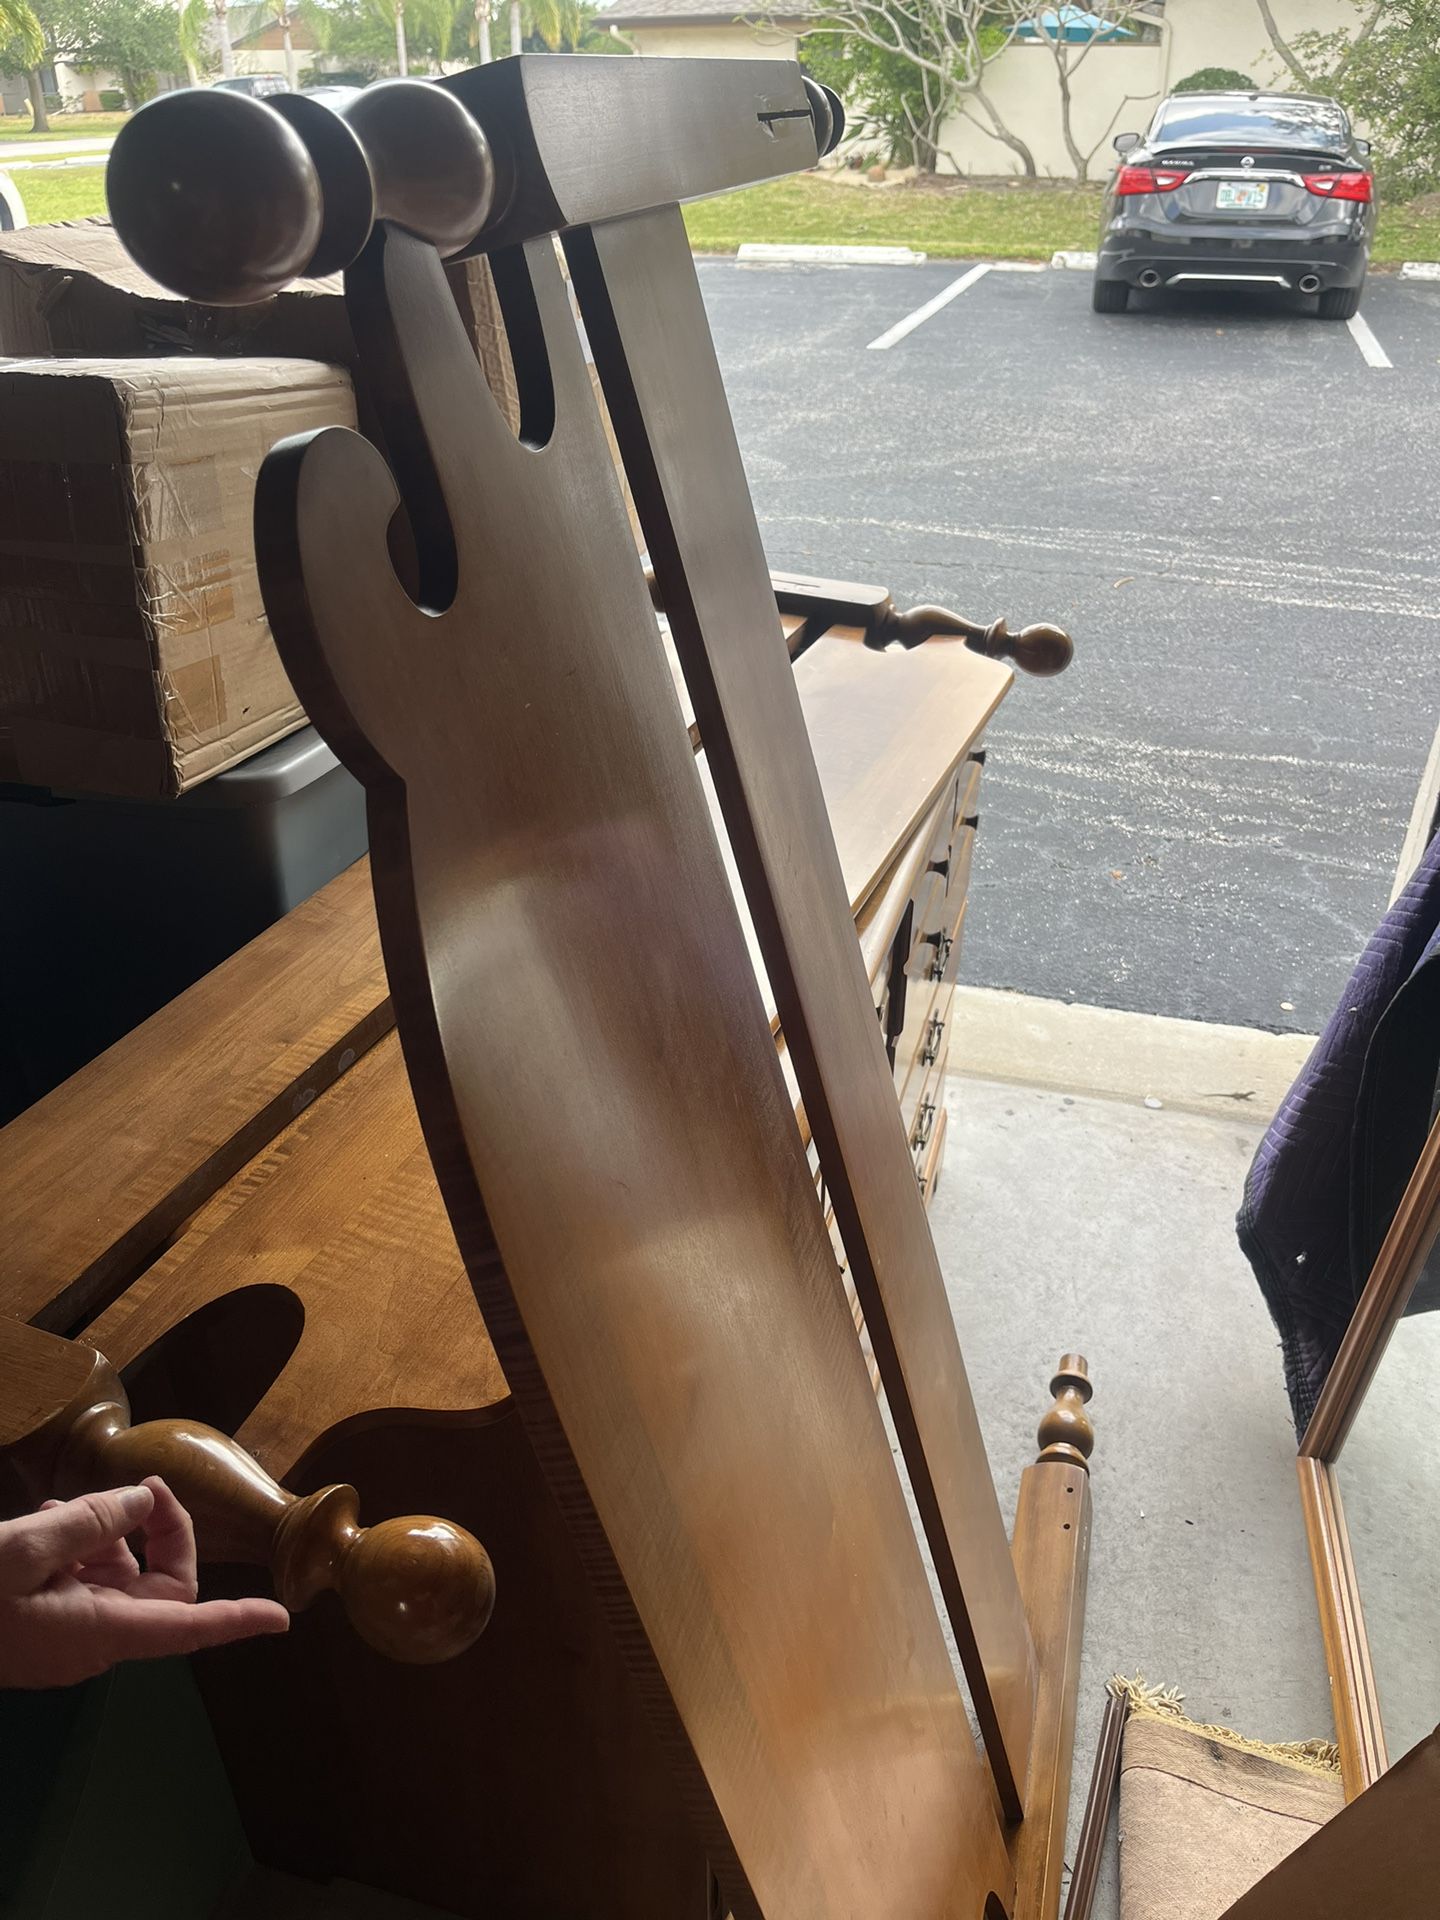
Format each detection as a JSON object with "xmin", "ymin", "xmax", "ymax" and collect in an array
[{"xmin": 1238, "ymin": 830, "xmax": 1440, "ymax": 1433}]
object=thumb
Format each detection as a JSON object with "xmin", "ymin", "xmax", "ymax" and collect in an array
[{"xmin": 0, "ymin": 1487, "xmax": 154, "ymax": 1594}]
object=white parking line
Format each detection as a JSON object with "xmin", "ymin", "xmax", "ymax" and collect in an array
[
  {"xmin": 1346, "ymin": 311, "xmax": 1393, "ymax": 369},
  {"xmin": 867, "ymin": 264, "xmax": 993, "ymax": 349}
]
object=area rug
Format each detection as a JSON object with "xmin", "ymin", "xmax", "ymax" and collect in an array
[{"xmin": 1116, "ymin": 1679, "xmax": 1344, "ymax": 1920}]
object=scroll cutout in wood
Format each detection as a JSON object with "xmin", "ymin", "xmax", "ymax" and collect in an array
[{"xmin": 253, "ymin": 223, "xmax": 1014, "ymax": 1919}]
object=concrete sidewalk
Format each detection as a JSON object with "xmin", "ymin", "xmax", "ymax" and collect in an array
[
  {"xmin": 936, "ymin": 995, "xmax": 1327, "ymax": 1918},
  {"xmin": 0, "ymin": 136, "xmax": 113, "ymax": 162},
  {"xmin": 220, "ymin": 993, "xmax": 1327, "ymax": 1917}
]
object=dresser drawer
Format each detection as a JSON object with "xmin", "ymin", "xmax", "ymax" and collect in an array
[
  {"xmin": 907, "ymin": 1026, "xmax": 950, "ymax": 1173},
  {"xmin": 909, "ymin": 882, "xmax": 969, "ymax": 987},
  {"xmin": 894, "ymin": 974, "xmax": 952, "ymax": 1107},
  {"xmin": 917, "ymin": 1102, "xmax": 949, "ymax": 1208},
  {"xmin": 953, "ymin": 753, "xmax": 983, "ymax": 832}
]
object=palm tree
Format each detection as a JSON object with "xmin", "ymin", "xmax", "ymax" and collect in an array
[
  {"xmin": 508, "ymin": 0, "xmax": 520, "ymax": 54},
  {"xmin": 268, "ymin": 0, "xmax": 300, "ymax": 86},
  {"xmin": 0, "ymin": 0, "xmax": 40, "ymax": 60},
  {"xmin": 0, "ymin": 0, "xmax": 48, "ymax": 131},
  {"xmin": 203, "ymin": 0, "xmax": 237, "ymax": 76},
  {"xmin": 178, "ymin": 0, "xmax": 208, "ymax": 81},
  {"xmin": 475, "ymin": 0, "xmax": 491, "ymax": 60},
  {"xmin": 527, "ymin": 0, "xmax": 591, "ymax": 51}
]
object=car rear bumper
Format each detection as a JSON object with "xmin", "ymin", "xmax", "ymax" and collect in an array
[{"xmin": 1096, "ymin": 221, "xmax": 1370, "ymax": 292}]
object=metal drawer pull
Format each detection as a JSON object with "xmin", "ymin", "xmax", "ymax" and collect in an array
[
  {"xmin": 914, "ymin": 1098, "xmax": 937, "ymax": 1151},
  {"xmin": 929, "ymin": 932, "xmax": 952, "ymax": 981},
  {"xmin": 922, "ymin": 1013, "xmax": 945, "ymax": 1066}
]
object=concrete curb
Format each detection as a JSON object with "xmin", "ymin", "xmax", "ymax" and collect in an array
[
  {"xmin": 948, "ymin": 986, "xmax": 1315, "ymax": 1123},
  {"xmin": 1051, "ymin": 249, "xmax": 1097, "ymax": 270},
  {"xmin": 1, "ymin": 154, "xmax": 107, "ymax": 171},
  {"xmin": 736, "ymin": 242, "xmax": 926, "ymax": 266},
  {"xmin": 1401, "ymin": 261, "xmax": 1440, "ymax": 280}
]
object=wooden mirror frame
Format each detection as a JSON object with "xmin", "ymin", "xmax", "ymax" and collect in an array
[{"xmin": 1298, "ymin": 1115, "xmax": 1440, "ymax": 1796}]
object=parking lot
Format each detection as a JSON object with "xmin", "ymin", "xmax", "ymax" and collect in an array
[{"xmin": 701, "ymin": 257, "xmax": 1440, "ymax": 1035}]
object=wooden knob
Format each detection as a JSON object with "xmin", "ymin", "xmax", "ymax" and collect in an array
[
  {"xmin": 968, "ymin": 617, "xmax": 1074, "ymax": 678},
  {"xmin": 344, "ymin": 80, "xmax": 498, "ymax": 258},
  {"xmin": 270, "ymin": 91, "xmax": 376, "ymax": 279},
  {"xmin": 1036, "ymin": 1353, "xmax": 1094, "ymax": 1470},
  {"xmin": 879, "ymin": 602, "xmax": 1073, "ymax": 676},
  {"xmin": 106, "ymin": 81, "xmax": 498, "ymax": 306},
  {"xmin": 803, "ymin": 78, "xmax": 846, "ymax": 158},
  {"xmin": 13, "ymin": 1328, "xmax": 497, "ymax": 1665},
  {"xmin": 273, "ymin": 1486, "xmax": 495, "ymax": 1665},
  {"xmin": 107, "ymin": 88, "xmax": 323, "ymax": 305}
]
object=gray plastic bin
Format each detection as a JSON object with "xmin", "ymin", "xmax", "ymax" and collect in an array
[{"xmin": 1, "ymin": 727, "xmax": 367, "ymax": 1119}]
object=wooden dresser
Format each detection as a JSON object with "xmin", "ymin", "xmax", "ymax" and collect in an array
[{"xmin": 0, "ymin": 621, "xmax": 1010, "ymax": 1917}]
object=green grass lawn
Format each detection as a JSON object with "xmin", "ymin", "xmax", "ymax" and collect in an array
[
  {"xmin": 684, "ymin": 175, "xmax": 1104, "ymax": 261},
  {"xmin": 5, "ymin": 163, "xmax": 108, "ymax": 225},
  {"xmin": 0, "ymin": 111, "xmax": 128, "ymax": 144},
  {"xmin": 683, "ymin": 172, "xmax": 1440, "ymax": 267},
  {"xmin": 7, "ymin": 160, "xmax": 1440, "ymax": 268}
]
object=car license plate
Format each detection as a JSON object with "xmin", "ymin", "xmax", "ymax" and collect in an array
[{"xmin": 1217, "ymin": 181, "xmax": 1269, "ymax": 211}]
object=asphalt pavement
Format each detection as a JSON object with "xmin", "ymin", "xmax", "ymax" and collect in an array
[{"xmin": 699, "ymin": 257, "xmax": 1440, "ymax": 1034}]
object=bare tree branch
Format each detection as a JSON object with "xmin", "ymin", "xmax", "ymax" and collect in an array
[
  {"xmin": 799, "ymin": 0, "xmax": 1036, "ymax": 174},
  {"xmin": 1255, "ymin": 0, "xmax": 1316, "ymax": 88}
]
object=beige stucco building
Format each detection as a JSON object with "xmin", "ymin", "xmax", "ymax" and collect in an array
[
  {"xmin": 602, "ymin": 0, "xmax": 1368, "ymax": 180},
  {"xmin": 605, "ymin": 0, "xmax": 807, "ymax": 63}
]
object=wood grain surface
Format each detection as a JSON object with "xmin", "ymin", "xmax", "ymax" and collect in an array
[
  {"xmin": 84, "ymin": 1031, "xmax": 504, "ymax": 1479},
  {"xmin": 0, "ymin": 859, "xmax": 392, "ymax": 1335},
  {"xmin": 1008, "ymin": 1462, "xmax": 1091, "ymax": 1920},
  {"xmin": 1220, "ymin": 1725, "xmax": 1440, "ymax": 1919},
  {"xmin": 251, "ymin": 223, "xmax": 1011, "ymax": 1920},
  {"xmin": 571, "ymin": 203, "xmax": 1036, "ymax": 1817},
  {"xmin": 1297, "ymin": 1456, "xmax": 1388, "ymax": 1799}
]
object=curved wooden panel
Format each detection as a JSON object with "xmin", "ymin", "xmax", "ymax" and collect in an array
[
  {"xmin": 570, "ymin": 204, "xmax": 1036, "ymax": 1815},
  {"xmin": 253, "ymin": 224, "xmax": 1010, "ymax": 1919}
]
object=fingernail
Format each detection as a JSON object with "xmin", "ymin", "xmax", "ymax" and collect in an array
[{"xmin": 116, "ymin": 1486, "xmax": 152, "ymax": 1519}]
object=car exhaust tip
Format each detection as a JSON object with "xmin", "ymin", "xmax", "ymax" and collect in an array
[
  {"xmin": 1299, "ymin": 274, "xmax": 1322, "ymax": 294},
  {"xmin": 1137, "ymin": 269, "xmax": 1162, "ymax": 290}
]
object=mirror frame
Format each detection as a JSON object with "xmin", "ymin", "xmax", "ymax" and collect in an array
[
  {"xmin": 1298, "ymin": 1110, "xmax": 1440, "ymax": 1800},
  {"xmin": 1113, "ymin": 131, "xmax": 1141, "ymax": 154}
]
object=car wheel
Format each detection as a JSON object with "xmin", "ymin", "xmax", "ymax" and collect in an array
[
  {"xmin": 1317, "ymin": 281, "xmax": 1363, "ymax": 321},
  {"xmin": 1092, "ymin": 278, "xmax": 1130, "ymax": 314}
]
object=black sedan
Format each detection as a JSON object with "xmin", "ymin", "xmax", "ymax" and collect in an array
[{"xmin": 1092, "ymin": 91, "xmax": 1375, "ymax": 319}]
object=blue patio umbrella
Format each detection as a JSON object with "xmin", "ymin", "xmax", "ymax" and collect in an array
[{"xmin": 1017, "ymin": 6, "xmax": 1138, "ymax": 41}]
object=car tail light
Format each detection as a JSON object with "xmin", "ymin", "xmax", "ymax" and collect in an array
[
  {"xmin": 1114, "ymin": 165, "xmax": 1187, "ymax": 196},
  {"xmin": 1303, "ymin": 171, "xmax": 1373, "ymax": 202}
]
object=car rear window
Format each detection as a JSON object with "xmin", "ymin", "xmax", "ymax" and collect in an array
[{"xmin": 1155, "ymin": 96, "xmax": 1350, "ymax": 150}]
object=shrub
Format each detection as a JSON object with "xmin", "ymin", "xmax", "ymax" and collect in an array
[{"xmin": 1173, "ymin": 68, "xmax": 1257, "ymax": 95}]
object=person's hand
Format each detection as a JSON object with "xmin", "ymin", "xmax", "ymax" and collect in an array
[{"xmin": 0, "ymin": 1476, "xmax": 289, "ymax": 1689}]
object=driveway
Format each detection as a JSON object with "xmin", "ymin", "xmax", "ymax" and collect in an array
[{"xmin": 700, "ymin": 258, "xmax": 1440, "ymax": 1034}]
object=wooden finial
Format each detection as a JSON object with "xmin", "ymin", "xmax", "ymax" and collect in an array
[
  {"xmin": 964, "ymin": 616, "xmax": 1074, "ymax": 678},
  {"xmin": 881, "ymin": 603, "xmax": 1074, "ymax": 676},
  {"xmin": 1037, "ymin": 1353, "xmax": 1094, "ymax": 1471},
  {"xmin": 0, "ymin": 1319, "xmax": 494, "ymax": 1665}
]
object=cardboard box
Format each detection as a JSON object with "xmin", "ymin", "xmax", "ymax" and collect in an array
[
  {"xmin": 0, "ymin": 217, "xmax": 520, "ymax": 434},
  {"xmin": 0, "ymin": 357, "xmax": 357, "ymax": 798}
]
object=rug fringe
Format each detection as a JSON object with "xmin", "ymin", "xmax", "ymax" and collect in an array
[{"xmin": 1109, "ymin": 1673, "xmax": 1341, "ymax": 1776}]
